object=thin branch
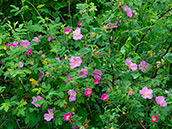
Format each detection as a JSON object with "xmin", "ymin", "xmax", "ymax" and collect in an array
[
  {"xmin": 117, "ymin": 116, "xmax": 128, "ymax": 129},
  {"xmin": 92, "ymin": 16, "xmax": 101, "ymax": 27},
  {"xmin": 134, "ymin": 7, "xmax": 172, "ymax": 53},
  {"xmin": 68, "ymin": 0, "xmax": 73, "ymax": 28},
  {"xmin": 129, "ymin": 75, "xmax": 172, "ymax": 86},
  {"xmin": 163, "ymin": 42, "xmax": 172, "ymax": 56},
  {"xmin": 136, "ymin": 118, "xmax": 146, "ymax": 129}
]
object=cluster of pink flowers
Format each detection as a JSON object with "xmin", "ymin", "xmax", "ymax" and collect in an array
[
  {"xmin": 139, "ymin": 87, "xmax": 167, "ymax": 107},
  {"xmin": 122, "ymin": 5, "xmax": 137, "ymax": 18},
  {"xmin": 92, "ymin": 69, "xmax": 102, "ymax": 85},
  {"xmin": 126, "ymin": 59, "xmax": 150, "ymax": 72},
  {"xmin": 63, "ymin": 20, "xmax": 83, "ymax": 40},
  {"xmin": 8, "ymin": 41, "xmax": 18, "ymax": 48}
]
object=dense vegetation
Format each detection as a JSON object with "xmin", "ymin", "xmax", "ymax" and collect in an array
[{"xmin": 0, "ymin": 0, "xmax": 172, "ymax": 128}]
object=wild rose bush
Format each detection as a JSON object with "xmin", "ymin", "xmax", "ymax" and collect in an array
[{"xmin": 0, "ymin": 0, "xmax": 172, "ymax": 128}]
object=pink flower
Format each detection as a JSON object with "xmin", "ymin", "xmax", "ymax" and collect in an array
[
  {"xmin": 109, "ymin": 20, "xmax": 118, "ymax": 29},
  {"xmin": 101, "ymin": 94, "xmax": 109, "ymax": 101},
  {"xmin": 19, "ymin": 62, "xmax": 24, "ymax": 67},
  {"xmin": 133, "ymin": 10, "xmax": 137, "ymax": 16},
  {"xmin": 139, "ymin": 61, "xmax": 149, "ymax": 72},
  {"xmin": 56, "ymin": 57, "xmax": 61, "ymax": 62},
  {"xmin": 48, "ymin": 36, "xmax": 54, "ymax": 41},
  {"xmin": 122, "ymin": 5, "xmax": 133, "ymax": 18},
  {"xmin": 38, "ymin": 70, "xmax": 44, "ymax": 81},
  {"xmin": 64, "ymin": 112, "xmax": 71, "ymax": 121},
  {"xmin": 165, "ymin": 90, "xmax": 170, "ymax": 94},
  {"xmin": 91, "ymin": 69, "xmax": 102, "ymax": 79},
  {"xmin": 64, "ymin": 75, "xmax": 74, "ymax": 83},
  {"xmin": 73, "ymin": 27, "xmax": 83, "ymax": 40},
  {"xmin": 125, "ymin": 59, "xmax": 137, "ymax": 72},
  {"xmin": 44, "ymin": 109, "xmax": 54, "ymax": 121},
  {"xmin": 81, "ymin": 11, "xmax": 84, "ymax": 14},
  {"xmin": 151, "ymin": 115, "xmax": 158, "ymax": 122},
  {"xmin": 26, "ymin": 48, "xmax": 32, "ymax": 55},
  {"xmin": 68, "ymin": 89, "xmax": 77, "ymax": 102},
  {"xmin": 139, "ymin": 87, "xmax": 153, "ymax": 99},
  {"xmin": 63, "ymin": 28, "xmax": 71, "ymax": 35},
  {"xmin": 8, "ymin": 41, "xmax": 18, "ymax": 48},
  {"xmin": 32, "ymin": 35, "xmax": 41, "ymax": 42},
  {"xmin": 19, "ymin": 40, "xmax": 30, "ymax": 48},
  {"xmin": 84, "ymin": 88, "xmax": 92, "ymax": 96},
  {"xmin": 94, "ymin": 78, "xmax": 100, "ymax": 85},
  {"xmin": 156, "ymin": 96, "xmax": 167, "ymax": 107},
  {"xmin": 86, "ymin": 45, "xmax": 88, "ymax": 47},
  {"xmin": 78, "ymin": 67, "xmax": 88, "ymax": 78},
  {"xmin": 77, "ymin": 20, "xmax": 82, "ymax": 26},
  {"xmin": 32, "ymin": 95, "xmax": 43, "ymax": 107},
  {"xmin": 70, "ymin": 56, "xmax": 82, "ymax": 69}
]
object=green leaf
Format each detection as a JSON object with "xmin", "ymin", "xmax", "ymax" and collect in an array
[
  {"xmin": 57, "ymin": 92, "xmax": 64, "ymax": 98},
  {"xmin": 120, "ymin": 46, "xmax": 126, "ymax": 54},
  {"xmin": 37, "ymin": 4, "xmax": 45, "ymax": 9},
  {"xmin": 76, "ymin": 4, "xmax": 85, "ymax": 9},
  {"xmin": 79, "ymin": 47, "xmax": 91, "ymax": 56},
  {"xmin": 166, "ymin": 54, "xmax": 172, "ymax": 63}
]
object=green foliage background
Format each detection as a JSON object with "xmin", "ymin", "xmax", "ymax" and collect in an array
[{"xmin": 0, "ymin": 0, "xmax": 172, "ymax": 128}]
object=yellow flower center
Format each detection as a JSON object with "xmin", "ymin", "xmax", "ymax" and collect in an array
[
  {"xmin": 23, "ymin": 45, "xmax": 27, "ymax": 48},
  {"xmin": 81, "ymin": 71, "xmax": 85, "ymax": 74},
  {"xmin": 76, "ymin": 33, "xmax": 80, "ymax": 37},
  {"xmin": 70, "ymin": 94, "xmax": 73, "ymax": 97},
  {"xmin": 160, "ymin": 101, "xmax": 162, "ymax": 104},
  {"xmin": 66, "ymin": 115, "xmax": 70, "ymax": 119},
  {"xmin": 87, "ymin": 90, "xmax": 91, "ymax": 94},
  {"xmin": 152, "ymin": 117, "xmax": 156, "ymax": 121},
  {"xmin": 48, "ymin": 113, "xmax": 51, "ymax": 117},
  {"xmin": 128, "ymin": 64, "xmax": 132, "ymax": 68},
  {"xmin": 74, "ymin": 60, "xmax": 77, "ymax": 64},
  {"xmin": 144, "ymin": 92, "xmax": 148, "ymax": 95},
  {"xmin": 66, "ymin": 31, "xmax": 69, "ymax": 34}
]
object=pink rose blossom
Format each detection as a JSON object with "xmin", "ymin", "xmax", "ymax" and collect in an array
[
  {"xmin": 19, "ymin": 40, "xmax": 30, "ymax": 48},
  {"xmin": 73, "ymin": 27, "xmax": 83, "ymax": 40},
  {"xmin": 78, "ymin": 67, "xmax": 88, "ymax": 78},
  {"xmin": 125, "ymin": 59, "xmax": 137, "ymax": 72},
  {"xmin": 133, "ymin": 10, "xmax": 137, "ymax": 16},
  {"xmin": 63, "ymin": 28, "xmax": 71, "ymax": 35},
  {"xmin": 68, "ymin": 89, "xmax": 77, "ymax": 102},
  {"xmin": 151, "ymin": 115, "xmax": 158, "ymax": 122},
  {"xmin": 32, "ymin": 95, "xmax": 43, "ymax": 107},
  {"xmin": 84, "ymin": 88, "xmax": 92, "ymax": 96},
  {"xmin": 64, "ymin": 75, "xmax": 74, "ymax": 83},
  {"xmin": 8, "ymin": 41, "xmax": 18, "ymax": 48},
  {"xmin": 101, "ymin": 94, "xmax": 109, "ymax": 101},
  {"xmin": 48, "ymin": 36, "xmax": 54, "ymax": 41},
  {"xmin": 64, "ymin": 112, "xmax": 71, "ymax": 121},
  {"xmin": 26, "ymin": 48, "xmax": 32, "ymax": 55},
  {"xmin": 139, "ymin": 87, "xmax": 153, "ymax": 99},
  {"xmin": 70, "ymin": 56, "xmax": 82, "ymax": 69},
  {"xmin": 139, "ymin": 61, "xmax": 149, "ymax": 72},
  {"xmin": 44, "ymin": 109, "xmax": 54, "ymax": 121},
  {"xmin": 38, "ymin": 70, "xmax": 44, "ymax": 81},
  {"xmin": 91, "ymin": 69, "xmax": 102, "ymax": 79},
  {"xmin": 122, "ymin": 5, "xmax": 133, "ymax": 18},
  {"xmin": 56, "ymin": 57, "xmax": 61, "ymax": 62},
  {"xmin": 94, "ymin": 78, "xmax": 100, "ymax": 85},
  {"xmin": 109, "ymin": 20, "xmax": 119, "ymax": 29},
  {"xmin": 19, "ymin": 62, "xmax": 24, "ymax": 67},
  {"xmin": 77, "ymin": 20, "xmax": 82, "ymax": 26},
  {"xmin": 32, "ymin": 35, "xmax": 41, "ymax": 42},
  {"xmin": 156, "ymin": 96, "xmax": 167, "ymax": 107}
]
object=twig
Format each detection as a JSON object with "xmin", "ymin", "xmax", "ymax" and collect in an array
[
  {"xmin": 16, "ymin": 119, "xmax": 22, "ymax": 129},
  {"xmin": 134, "ymin": 7, "xmax": 172, "ymax": 53},
  {"xmin": 117, "ymin": 116, "xmax": 128, "ymax": 129},
  {"xmin": 136, "ymin": 118, "xmax": 146, "ymax": 129},
  {"xmin": 68, "ymin": 0, "xmax": 73, "ymax": 28},
  {"xmin": 129, "ymin": 75, "xmax": 172, "ymax": 86},
  {"xmin": 163, "ymin": 42, "xmax": 172, "ymax": 56},
  {"xmin": 92, "ymin": 16, "xmax": 101, "ymax": 27}
]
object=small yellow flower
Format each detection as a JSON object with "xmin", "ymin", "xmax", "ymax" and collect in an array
[
  {"xmin": 4, "ymin": 46, "xmax": 7, "ymax": 50},
  {"xmin": 148, "ymin": 50, "xmax": 153, "ymax": 57},
  {"xmin": 116, "ymin": 86, "xmax": 119, "ymax": 90},
  {"xmin": 72, "ymin": 108, "xmax": 75, "ymax": 112},
  {"xmin": 30, "ymin": 78, "xmax": 38, "ymax": 85}
]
